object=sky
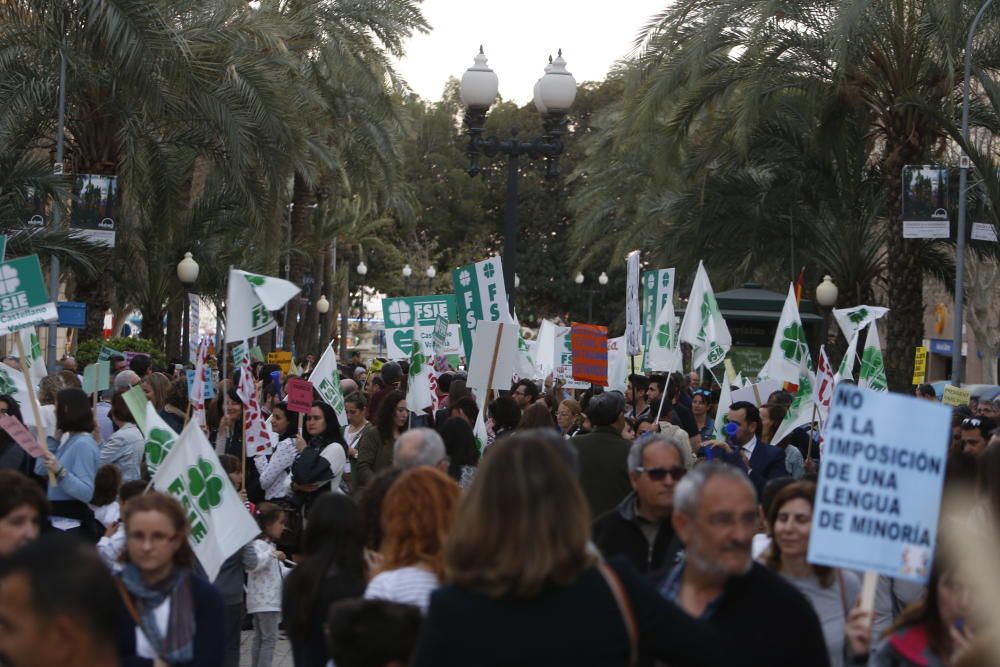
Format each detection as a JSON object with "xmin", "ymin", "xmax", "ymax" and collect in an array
[{"xmin": 395, "ymin": 0, "xmax": 668, "ymax": 104}]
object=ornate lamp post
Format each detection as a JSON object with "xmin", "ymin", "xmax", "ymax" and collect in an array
[{"xmin": 176, "ymin": 252, "xmax": 200, "ymax": 364}]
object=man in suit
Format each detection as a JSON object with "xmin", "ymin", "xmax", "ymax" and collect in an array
[{"xmin": 725, "ymin": 401, "xmax": 786, "ymax": 496}]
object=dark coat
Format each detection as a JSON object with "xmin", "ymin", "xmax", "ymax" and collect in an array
[
  {"xmin": 592, "ymin": 492, "xmax": 683, "ymax": 578},
  {"xmin": 115, "ymin": 572, "xmax": 226, "ymax": 667},
  {"xmin": 570, "ymin": 426, "xmax": 632, "ymax": 518},
  {"xmin": 747, "ymin": 440, "xmax": 787, "ymax": 497},
  {"xmin": 353, "ymin": 426, "xmax": 393, "ymax": 489},
  {"xmin": 411, "ymin": 558, "xmax": 724, "ymax": 667}
]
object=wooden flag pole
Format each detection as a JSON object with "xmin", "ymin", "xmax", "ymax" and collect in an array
[
  {"xmin": 14, "ymin": 334, "xmax": 55, "ymax": 486},
  {"xmin": 241, "ymin": 406, "xmax": 247, "ymax": 484}
]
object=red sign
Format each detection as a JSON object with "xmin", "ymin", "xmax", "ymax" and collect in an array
[
  {"xmin": 571, "ymin": 323, "xmax": 609, "ymax": 387},
  {"xmin": 0, "ymin": 414, "xmax": 44, "ymax": 457},
  {"xmin": 285, "ymin": 377, "xmax": 315, "ymax": 413}
]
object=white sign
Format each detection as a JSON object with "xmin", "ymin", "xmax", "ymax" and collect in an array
[
  {"xmin": 808, "ymin": 385, "xmax": 950, "ymax": 583},
  {"xmin": 971, "ymin": 222, "xmax": 998, "ymax": 242},
  {"xmin": 466, "ymin": 321, "xmax": 519, "ymax": 393},
  {"xmin": 902, "ymin": 221, "xmax": 949, "ymax": 239}
]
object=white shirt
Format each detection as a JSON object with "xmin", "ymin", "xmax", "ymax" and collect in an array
[
  {"xmin": 319, "ymin": 443, "xmax": 347, "ymax": 492},
  {"xmin": 254, "ymin": 438, "xmax": 296, "ymax": 500},
  {"xmin": 741, "ymin": 435, "xmax": 759, "ymax": 459},
  {"xmin": 135, "ymin": 597, "xmax": 170, "ymax": 659},
  {"xmin": 364, "ymin": 566, "xmax": 439, "ymax": 615}
]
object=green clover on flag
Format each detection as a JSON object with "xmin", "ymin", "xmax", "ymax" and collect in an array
[
  {"xmin": 187, "ymin": 458, "xmax": 224, "ymax": 512},
  {"xmin": 0, "ymin": 369, "xmax": 14, "ymax": 396},
  {"xmin": 244, "ymin": 274, "xmax": 266, "ymax": 287},
  {"xmin": 410, "ymin": 342, "xmax": 425, "ymax": 377},
  {"xmin": 848, "ymin": 308, "xmax": 869, "ymax": 325},
  {"xmin": 779, "ymin": 323, "xmax": 808, "ymax": 362},
  {"xmin": 860, "ymin": 347, "xmax": 887, "ymax": 391},
  {"xmin": 656, "ymin": 324, "xmax": 672, "ymax": 348},
  {"xmin": 145, "ymin": 429, "xmax": 174, "ymax": 466},
  {"xmin": 791, "ymin": 375, "xmax": 812, "ymax": 412}
]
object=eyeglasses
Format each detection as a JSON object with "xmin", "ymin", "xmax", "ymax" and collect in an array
[{"xmin": 636, "ymin": 466, "xmax": 686, "ymax": 482}]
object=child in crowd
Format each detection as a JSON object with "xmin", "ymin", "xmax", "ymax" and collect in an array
[
  {"xmin": 219, "ymin": 453, "xmax": 254, "ymax": 514},
  {"xmin": 95, "ymin": 479, "xmax": 150, "ymax": 568},
  {"xmin": 246, "ymin": 503, "xmax": 288, "ymax": 667},
  {"xmin": 88, "ymin": 464, "xmax": 122, "ymax": 530}
]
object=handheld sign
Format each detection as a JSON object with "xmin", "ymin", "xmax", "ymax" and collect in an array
[
  {"xmin": 0, "ymin": 413, "xmax": 43, "ymax": 457},
  {"xmin": 808, "ymin": 385, "xmax": 950, "ymax": 583},
  {"xmin": 285, "ymin": 378, "xmax": 314, "ymax": 414},
  {"xmin": 466, "ymin": 322, "xmax": 518, "ymax": 393},
  {"xmin": 186, "ymin": 369, "xmax": 215, "ymax": 400},
  {"xmin": 82, "ymin": 361, "xmax": 110, "ymax": 396},
  {"xmin": 912, "ymin": 346, "xmax": 928, "ymax": 385},
  {"xmin": 432, "ymin": 314, "xmax": 449, "ymax": 355},
  {"xmin": 941, "ymin": 385, "xmax": 971, "ymax": 407},
  {"xmin": 267, "ymin": 350, "xmax": 292, "ymax": 374},
  {"xmin": 0, "ymin": 255, "xmax": 58, "ymax": 335},
  {"xmin": 98, "ymin": 345, "xmax": 123, "ymax": 362},
  {"xmin": 571, "ymin": 323, "xmax": 609, "ymax": 387}
]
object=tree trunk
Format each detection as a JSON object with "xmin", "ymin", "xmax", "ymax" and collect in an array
[
  {"xmin": 282, "ymin": 174, "xmax": 315, "ymax": 350},
  {"xmin": 165, "ymin": 297, "xmax": 182, "ymax": 363},
  {"xmin": 966, "ymin": 254, "xmax": 1000, "ymax": 385},
  {"xmin": 883, "ymin": 143, "xmax": 927, "ymax": 392},
  {"xmin": 75, "ymin": 270, "xmax": 115, "ymax": 344}
]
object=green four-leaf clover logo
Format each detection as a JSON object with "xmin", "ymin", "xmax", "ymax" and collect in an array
[
  {"xmin": 244, "ymin": 274, "xmax": 266, "ymax": 287},
  {"xmin": 410, "ymin": 341, "xmax": 425, "ymax": 376},
  {"xmin": 847, "ymin": 308, "xmax": 869, "ymax": 325},
  {"xmin": 656, "ymin": 323, "xmax": 673, "ymax": 348},
  {"xmin": 145, "ymin": 429, "xmax": 175, "ymax": 466},
  {"xmin": 791, "ymin": 375, "xmax": 812, "ymax": 411},
  {"xmin": 779, "ymin": 323, "xmax": 808, "ymax": 362},
  {"xmin": 861, "ymin": 347, "xmax": 887, "ymax": 391},
  {"xmin": 0, "ymin": 369, "xmax": 14, "ymax": 396},
  {"xmin": 483, "ymin": 262, "xmax": 495, "ymax": 278},
  {"xmin": 187, "ymin": 458, "xmax": 224, "ymax": 512}
]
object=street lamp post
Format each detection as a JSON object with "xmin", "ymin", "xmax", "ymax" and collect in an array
[
  {"xmin": 402, "ymin": 264, "xmax": 412, "ymax": 294},
  {"xmin": 316, "ymin": 294, "xmax": 330, "ymax": 351},
  {"xmin": 953, "ymin": 0, "xmax": 995, "ymax": 387},
  {"xmin": 425, "ymin": 265, "xmax": 437, "ymax": 293},
  {"xmin": 461, "ymin": 47, "xmax": 577, "ymax": 315},
  {"xmin": 176, "ymin": 252, "xmax": 200, "ymax": 365},
  {"xmin": 815, "ymin": 275, "xmax": 839, "ymax": 353}
]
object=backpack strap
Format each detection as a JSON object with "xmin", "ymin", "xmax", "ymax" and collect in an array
[{"xmin": 597, "ymin": 561, "xmax": 638, "ymax": 667}]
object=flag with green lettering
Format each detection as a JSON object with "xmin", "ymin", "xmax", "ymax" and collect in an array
[
  {"xmin": 679, "ymin": 261, "xmax": 731, "ymax": 369},
  {"xmin": 451, "ymin": 256, "xmax": 513, "ymax": 360},
  {"xmin": 152, "ymin": 420, "xmax": 259, "ymax": 580},
  {"xmin": 406, "ymin": 321, "xmax": 438, "ymax": 413},
  {"xmin": 308, "ymin": 341, "xmax": 348, "ymax": 426},
  {"xmin": 646, "ymin": 293, "xmax": 682, "ymax": 374},
  {"xmin": 225, "ymin": 268, "xmax": 300, "ymax": 343},
  {"xmin": 18, "ymin": 327, "xmax": 45, "ymax": 387}
]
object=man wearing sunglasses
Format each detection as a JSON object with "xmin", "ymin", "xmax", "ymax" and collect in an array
[
  {"xmin": 960, "ymin": 415, "xmax": 996, "ymax": 455},
  {"xmin": 592, "ymin": 433, "xmax": 686, "ymax": 578}
]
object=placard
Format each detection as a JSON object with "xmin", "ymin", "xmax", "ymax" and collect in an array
[
  {"xmin": 186, "ymin": 369, "xmax": 215, "ymax": 400},
  {"xmin": 941, "ymin": 385, "xmax": 971, "ymax": 407},
  {"xmin": 266, "ymin": 350, "xmax": 292, "ymax": 374},
  {"xmin": 912, "ymin": 346, "xmax": 927, "ymax": 385},
  {"xmin": 285, "ymin": 377, "xmax": 314, "ymax": 413},
  {"xmin": 571, "ymin": 323, "xmax": 609, "ymax": 387},
  {"xmin": 0, "ymin": 413, "xmax": 43, "ymax": 457},
  {"xmin": 0, "ymin": 255, "xmax": 59, "ymax": 336},
  {"xmin": 82, "ymin": 361, "xmax": 110, "ymax": 396},
  {"xmin": 466, "ymin": 322, "xmax": 519, "ymax": 393},
  {"xmin": 381, "ymin": 294, "xmax": 460, "ymax": 359},
  {"xmin": 808, "ymin": 385, "xmax": 949, "ymax": 583},
  {"xmin": 451, "ymin": 256, "xmax": 512, "ymax": 359}
]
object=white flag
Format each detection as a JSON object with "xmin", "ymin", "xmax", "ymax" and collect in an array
[
  {"xmin": 625, "ymin": 251, "xmax": 642, "ymax": 356},
  {"xmin": 190, "ymin": 338, "xmax": 210, "ymax": 427},
  {"xmin": 679, "ymin": 261, "xmax": 731, "ymax": 369},
  {"xmin": 0, "ymin": 364, "xmax": 37, "ymax": 427},
  {"xmin": 535, "ymin": 320, "xmax": 557, "ymax": 375},
  {"xmin": 607, "ymin": 336, "xmax": 629, "ymax": 394},
  {"xmin": 308, "ymin": 342, "xmax": 348, "ymax": 427},
  {"xmin": 858, "ymin": 323, "xmax": 888, "ymax": 392},
  {"xmin": 646, "ymin": 295, "xmax": 682, "ymax": 374},
  {"xmin": 813, "ymin": 346, "xmax": 836, "ymax": 421},
  {"xmin": 153, "ymin": 420, "xmax": 259, "ymax": 581},
  {"xmin": 472, "ymin": 403, "xmax": 489, "ymax": 453},
  {"xmin": 771, "ymin": 369, "xmax": 816, "ymax": 446},
  {"xmin": 834, "ymin": 305, "xmax": 889, "ymax": 381},
  {"xmin": 225, "ymin": 269, "xmax": 300, "ymax": 343},
  {"xmin": 140, "ymin": 403, "xmax": 180, "ymax": 477},
  {"xmin": 406, "ymin": 321, "xmax": 438, "ymax": 414},
  {"xmin": 237, "ymin": 349, "xmax": 270, "ymax": 456},
  {"xmin": 713, "ymin": 376, "xmax": 733, "ymax": 441},
  {"xmin": 761, "ymin": 284, "xmax": 811, "ymax": 386},
  {"xmin": 18, "ymin": 328, "xmax": 46, "ymax": 387}
]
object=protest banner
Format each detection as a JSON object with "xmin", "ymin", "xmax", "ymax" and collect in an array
[
  {"xmin": 232, "ymin": 342, "xmax": 248, "ymax": 366},
  {"xmin": 432, "ymin": 314, "xmax": 449, "ymax": 354},
  {"xmin": 553, "ymin": 325, "xmax": 589, "ymax": 390},
  {"xmin": 186, "ymin": 369, "xmax": 215, "ymax": 400},
  {"xmin": 641, "ymin": 267, "xmax": 676, "ymax": 352},
  {"xmin": 98, "ymin": 345, "xmax": 123, "ymax": 362},
  {"xmin": 285, "ymin": 377, "xmax": 314, "ymax": 413},
  {"xmin": 82, "ymin": 361, "xmax": 110, "ymax": 396},
  {"xmin": 912, "ymin": 346, "xmax": 928, "ymax": 385},
  {"xmin": 237, "ymin": 352, "xmax": 270, "ymax": 458},
  {"xmin": 572, "ymin": 324, "xmax": 609, "ymax": 387},
  {"xmin": 607, "ymin": 336, "xmax": 628, "ymax": 393},
  {"xmin": 250, "ymin": 345, "xmax": 265, "ymax": 363},
  {"xmin": 308, "ymin": 342, "xmax": 348, "ymax": 427},
  {"xmin": 124, "ymin": 351, "xmax": 149, "ymax": 366},
  {"xmin": 808, "ymin": 385, "xmax": 950, "ymax": 584},
  {"xmin": 152, "ymin": 420, "xmax": 260, "ymax": 581},
  {"xmin": 451, "ymin": 256, "xmax": 512, "ymax": 359},
  {"xmin": 467, "ymin": 321, "xmax": 519, "ymax": 393},
  {"xmin": 406, "ymin": 321, "xmax": 438, "ymax": 413},
  {"xmin": 941, "ymin": 385, "xmax": 971, "ymax": 407},
  {"xmin": 0, "ymin": 255, "xmax": 59, "ymax": 336},
  {"xmin": 625, "ymin": 251, "xmax": 642, "ymax": 357},
  {"xmin": 266, "ymin": 350, "xmax": 292, "ymax": 374},
  {"xmin": 381, "ymin": 294, "xmax": 461, "ymax": 359},
  {"xmin": 0, "ymin": 413, "xmax": 43, "ymax": 457}
]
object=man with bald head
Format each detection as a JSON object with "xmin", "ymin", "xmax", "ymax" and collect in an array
[
  {"xmin": 392, "ymin": 428, "xmax": 448, "ymax": 473},
  {"xmin": 341, "ymin": 378, "xmax": 359, "ymax": 397}
]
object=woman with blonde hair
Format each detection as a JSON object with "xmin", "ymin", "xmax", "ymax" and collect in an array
[
  {"xmin": 142, "ymin": 372, "xmax": 171, "ymax": 412},
  {"xmin": 556, "ymin": 399, "xmax": 584, "ymax": 437},
  {"xmin": 411, "ymin": 432, "xmax": 722, "ymax": 666},
  {"xmin": 364, "ymin": 466, "xmax": 460, "ymax": 614}
]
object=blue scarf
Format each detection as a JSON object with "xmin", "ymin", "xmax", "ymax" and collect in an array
[{"xmin": 120, "ymin": 563, "xmax": 196, "ymax": 663}]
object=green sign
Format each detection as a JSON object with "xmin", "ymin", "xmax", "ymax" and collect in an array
[
  {"xmin": 232, "ymin": 342, "xmax": 248, "ymax": 366},
  {"xmin": 250, "ymin": 345, "xmax": 265, "ymax": 363},
  {"xmin": 432, "ymin": 315, "xmax": 449, "ymax": 354},
  {"xmin": 98, "ymin": 345, "xmax": 124, "ymax": 362},
  {"xmin": 381, "ymin": 294, "xmax": 460, "ymax": 359},
  {"xmin": 451, "ymin": 256, "xmax": 510, "ymax": 359},
  {"xmin": 728, "ymin": 346, "xmax": 771, "ymax": 381},
  {"xmin": 0, "ymin": 255, "xmax": 58, "ymax": 336},
  {"xmin": 641, "ymin": 268, "xmax": 675, "ymax": 371},
  {"xmin": 82, "ymin": 361, "xmax": 110, "ymax": 395}
]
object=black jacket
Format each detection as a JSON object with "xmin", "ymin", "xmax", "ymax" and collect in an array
[
  {"xmin": 570, "ymin": 426, "xmax": 632, "ymax": 518},
  {"xmin": 592, "ymin": 492, "xmax": 682, "ymax": 578}
]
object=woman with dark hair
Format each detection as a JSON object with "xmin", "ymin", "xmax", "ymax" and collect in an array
[
  {"xmin": 291, "ymin": 402, "xmax": 346, "ymax": 509},
  {"xmin": 100, "ymin": 389, "xmax": 145, "ymax": 483},
  {"xmin": 115, "ymin": 491, "xmax": 225, "ymax": 666},
  {"xmin": 439, "ymin": 416, "xmax": 480, "ymax": 488},
  {"xmin": 517, "ymin": 402, "xmax": 556, "ymax": 431},
  {"xmin": 411, "ymin": 432, "xmax": 723, "ymax": 666},
  {"xmin": 254, "ymin": 402, "xmax": 299, "ymax": 502},
  {"xmin": 355, "ymin": 390, "xmax": 407, "ymax": 489},
  {"xmin": 281, "ymin": 493, "xmax": 367, "ymax": 667},
  {"xmin": 761, "ymin": 481, "xmax": 867, "ymax": 667},
  {"xmin": 0, "ymin": 393, "xmax": 32, "ymax": 474},
  {"xmin": 343, "ymin": 392, "xmax": 374, "ymax": 481},
  {"xmin": 487, "ymin": 396, "xmax": 519, "ymax": 445},
  {"xmin": 0, "ymin": 469, "xmax": 48, "ymax": 556},
  {"xmin": 160, "ymin": 377, "xmax": 189, "ymax": 434},
  {"xmin": 760, "ymin": 403, "xmax": 805, "ymax": 479},
  {"xmin": 356, "ymin": 466, "xmax": 404, "ymax": 553},
  {"xmin": 35, "ymin": 388, "xmax": 101, "ymax": 539}
]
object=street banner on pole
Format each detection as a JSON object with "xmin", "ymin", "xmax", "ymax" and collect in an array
[
  {"xmin": 902, "ymin": 165, "xmax": 950, "ymax": 239},
  {"xmin": 452, "ymin": 256, "xmax": 512, "ymax": 360},
  {"xmin": 808, "ymin": 385, "xmax": 949, "ymax": 583}
]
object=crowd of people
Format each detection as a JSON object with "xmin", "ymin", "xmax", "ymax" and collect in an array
[{"xmin": 0, "ymin": 352, "xmax": 998, "ymax": 667}]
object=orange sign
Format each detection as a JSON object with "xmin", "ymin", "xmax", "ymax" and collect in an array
[{"xmin": 571, "ymin": 323, "xmax": 608, "ymax": 387}]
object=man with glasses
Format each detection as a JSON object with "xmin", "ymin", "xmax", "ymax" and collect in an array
[
  {"xmin": 960, "ymin": 415, "xmax": 996, "ymax": 455},
  {"xmin": 592, "ymin": 433, "xmax": 686, "ymax": 578},
  {"xmin": 510, "ymin": 379, "xmax": 538, "ymax": 412},
  {"xmin": 661, "ymin": 463, "xmax": 829, "ymax": 667}
]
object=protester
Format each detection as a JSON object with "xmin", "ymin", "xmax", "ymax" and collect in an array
[
  {"xmin": 96, "ymin": 479, "xmax": 147, "ymax": 568},
  {"xmin": 35, "ymin": 388, "xmax": 101, "ymax": 539},
  {"xmin": 0, "ymin": 470, "xmax": 47, "ymax": 556},
  {"xmin": 717, "ymin": 401, "xmax": 786, "ymax": 496},
  {"xmin": 571, "ymin": 391, "xmax": 632, "ymax": 518},
  {"xmin": 246, "ymin": 503, "xmax": 288, "ymax": 667},
  {"xmin": 916, "ymin": 384, "xmax": 937, "ymax": 401},
  {"xmin": 254, "ymin": 402, "xmax": 299, "ymax": 501},
  {"xmin": 663, "ymin": 463, "xmax": 829, "ymax": 666},
  {"xmin": 691, "ymin": 388, "xmax": 715, "ymax": 442},
  {"xmin": 0, "ymin": 534, "xmax": 122, "ymax": 667},
  {"xmin": 760, "ymin": 403, "xmax": 806, "ymax": 479},
  {"xmin": 592, "ymin": 433, "xmax": 686, "ymax": 577},
  {"xmin": 161, "ymin": 377, "xmax": 189, "ymax": 434},
  {"xmin": 486, "ymin": 396, "xmax": 519, "ymax": 445},
  {"xmin": 365, "ymin": 466, "xmax": 460, "ymax": 614},
  {"xmin": 89, "ymin": 464, "xmax": 122, "ymax": 531},
  {"xmin": 959, "ymin": 416, "xmax": 995, "ymax": 456},
  {"xmin": 282, "ymin": 493, "xmax": 367, "ymax": 667},
  {"xmin": 761, "ymin": 481, "xmax": 868, "ymax": 667},
  {"xmin": 367, "ymin": 362, "xmax": 402, "ymax": 420},
  {"xmin": 217, "ymin": 388, "xmax": 245, "ymax": 459},
  {"xmin": 291, "ymin": 402, "xmax": 347, "ymax": 507},
  {"xmin": 517, "ymin": 401, "xmax": 555, "ymax": 430},
  {"xmin": 439, "ymin": 416, "xmax": 480, "ymax": 488},
  {"xmin": 355, "ymin": 390, "xmax": 407, "ymax": 488},
  {"xmin": 393, "ymin": 427, "xmax": 448, "ymax": 472},
  {"xmin": 343, "ymin": 392, "xmax": 374, "ymax": 473},
  {"xmin": 449, "ymin": 396, "xmax": 479, "ymax": 428},
  {"xmin": 648, "ymin": 375, "xmax": 700, "ymax": 448},
  {"xmin": 114, "ymin": 491, "xmax": 225, "ymax": 666},
  {"xmin": 556, "ymin": 398, "xmax": 584, "ymax": 437},
  {"xmin": 325, "ymin": 599, "xmax": 423, "ymax": 667},
  {"xmin": 625, "ymin": 374, "xmax": 650, "ymax": 421},
  {"xmin": 751, "ymin": 476, "xmax": 795, "ymax": 559},
  {"xmin": 0, "ymin": 395, "xmax": 32, "ymax": 475},
  {"xmin": 510, "ymin": 379, "xmax": 539, "ymax": 411},
  {"xmin": 100, "ymin": 390, "xmax": 145, "ymax": 483},
  {"xmin": 141, "ymin": 372, "xmax": 171, "ymax": 412},
  {"xmin": 412, "ymin": 432, "xmax": 724, "ymax": 666}
]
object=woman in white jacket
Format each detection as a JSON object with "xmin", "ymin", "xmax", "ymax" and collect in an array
[{"xmin": 245, "ymin": 503, "xmax": 288, "ymax": 667}]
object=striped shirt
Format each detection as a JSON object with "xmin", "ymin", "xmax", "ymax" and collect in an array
[{"xmin": 364, "ymin": 566, "xmax": 439, "ymax": 615}]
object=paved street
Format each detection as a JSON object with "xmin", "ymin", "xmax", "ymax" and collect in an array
[{"xmin": 239, "ymin": 630, "xmax": 293, "ymax": 667}]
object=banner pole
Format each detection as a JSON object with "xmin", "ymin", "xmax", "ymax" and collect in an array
[{"xmin": 14, "ymin": 334, "xmax": 55, "ymax": 486}]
